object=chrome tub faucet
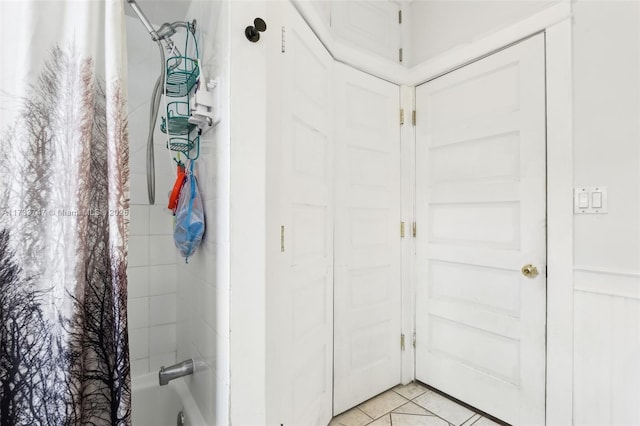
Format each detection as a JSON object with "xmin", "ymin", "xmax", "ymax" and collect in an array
[{"xmin": 159, "ymin": 359, "xmax": 194, "ymax": 386}]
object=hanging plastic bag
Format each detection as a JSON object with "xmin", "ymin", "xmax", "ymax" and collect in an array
[{"xmin": 173, "ymin": 161, "xmax": 205, "ymax": 262}]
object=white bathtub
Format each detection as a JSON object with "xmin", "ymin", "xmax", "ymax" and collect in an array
[{"xmin": 132, "ymin": 372, "xmax": 207, "ymax": 426}]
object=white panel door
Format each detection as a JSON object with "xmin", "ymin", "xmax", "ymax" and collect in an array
[
  {"xmin": 272, "ymin": 4, "xmax": 334, "ymax": 425},
  {"xmin": 333, "ymin": 62, "xmax": 402, "ymax": 415},
  {"xmin": 331, "ymin": 1, "xmax": 401, "ymax": 63},
  {"xmin": 415, "ymin": 35, "xmax": 546, "ymax": 425}
]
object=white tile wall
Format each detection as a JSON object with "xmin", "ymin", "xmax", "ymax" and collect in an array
[
  {"xmin": 129, "ymin": 205, "xmax": 149, "ymax": 236},
  {"xmin": 127, "ymin": 267, "xmax": 149, "ymax": 299},
  {"xmin": 131, "ymin": 358, "xmax": 150, "ymax": 378},
  {"xmin": 127, "ymin": 235, "xmax": 149, "ymax": 267},
  {"xmin": 149, "ymin": 264, "xmax": 177, "ymax": 295},
  {"xmin": 126, "ymin": 14, "xmax": 179, "ymax": 377},
  {"xmin": 149, "ymin": 205, "xmax": 173, "ymax": 234},
  {"xmin": 149, "ymin": 294, "xmax": 177, "ymax": 325},
  {"xmin": 149, "ymin": 235, "xmax": 177, "ymax": 265},
  {"xmin": 150, "ymin": 351, "xmax": 178, "ymax": 372},
  {"xmin": 150, "ymin": 324, "xmax": 177, "ymax": 354},
  {"xmin": 126, "ymin": 4, "xmax": 231, "ymax": 423},
  {"xmin": 174, "ymin": 1, "xmax": 231, "ymax": 424},
  {"xmin": 129, "ymin": 328, "xmax": 149, "ymax": 360},
  {"xmin": 127, "ymin": 297, "xmax": 149, "ymax": 330}
]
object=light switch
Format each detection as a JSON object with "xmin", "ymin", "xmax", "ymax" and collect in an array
[
  {"xmin": 578, "ymin": 192, "xmax": 589, "ymax": 208},
  {"xmin": 574, "ymin": 186, "xmax": 608, "ymax": 214},
  {"xmin": 592, "ymin": 192, "xmax": 602, "ymax": 208}
]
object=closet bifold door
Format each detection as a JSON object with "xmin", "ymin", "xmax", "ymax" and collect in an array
[
  {"xmin": 333, "ymin": 62, "xmax": 403, "ymax": 415},
  {"xmin": 266, "ymin": 2, "xmax": 334, "ymax": 426}
]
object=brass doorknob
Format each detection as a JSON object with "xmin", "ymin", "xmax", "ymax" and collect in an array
[{"xmin": 521, "ymin": 264, "xmax": 539, "ymax": 278}]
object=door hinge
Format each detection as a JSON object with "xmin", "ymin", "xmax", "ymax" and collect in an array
[
  {"xmin": 412, "ymin": 332, "xmax": 416, "ymax": 348},
  {"xmin": 398, "ymin": 10, "xmax": 402, "ymax": 24},
  {"xmin": 280, "ymin": 225, "xmax": 285, "ymax": 252},
  {"xmin": 400, "ymin": 109, "xmax": 405, "ymax": 125},
  {"xmin": 281, "ymin": 26, "xmax": 286, "ymax": 53},
  {"xmin": 399, "ymin": 48, "xmax": 403, "ymax": 63},
  {"xmin": 412, "ymin": 222, "xmax": 417, "ymax": 238},
  {"xmin": 412, "ymin": 110, "xmax": 416, "ymax": 126},
  {"xmin": 401, "ymin": 334, "xmax": 405, "ymax": 351},
  {"xmin": 400, "ymin": 221, "xmax": 405, "ymax": 238}
]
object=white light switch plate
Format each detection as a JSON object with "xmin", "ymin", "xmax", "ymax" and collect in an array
[{"xmin": 574, "ymin": 186, "xmax": 608, "ymax": 214}]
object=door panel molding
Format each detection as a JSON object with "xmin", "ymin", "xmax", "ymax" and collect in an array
[
  {"xmin": 415, "ymin": 34, "xmax": 547, "ymax": 425},
  {"xmin": 333, "ymin": 62, "xmax": 403, "ymax": 415}
]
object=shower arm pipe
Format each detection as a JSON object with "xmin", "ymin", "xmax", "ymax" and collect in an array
[
  {"xmin": 127, "ymin": 0, "xmax": 159, "ymax": 40},
  {"xmin": 127, "ymin": 0, "xmax": 184, "ymax": 53}
]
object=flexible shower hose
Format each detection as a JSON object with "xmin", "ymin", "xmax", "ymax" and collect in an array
[{"xmin": 146, "ymin": 42, "xmax": 165, "ymax": 205}]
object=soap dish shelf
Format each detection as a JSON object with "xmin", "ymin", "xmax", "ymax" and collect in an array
[
  {"xmin": 167, "ymin": 135, "xmax": 200, "ymax": 160},
  {"xmin": 165, "ymin": 57, "xmax": 199, "ymax": 98},
  {"xmin": 160, "ymin": 101, "xmax": 196, "ymax": 136}
]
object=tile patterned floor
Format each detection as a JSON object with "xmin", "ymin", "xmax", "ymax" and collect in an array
[{"xmin": 329, "ymin": 382, "xmax": 503, "ymax": 426}]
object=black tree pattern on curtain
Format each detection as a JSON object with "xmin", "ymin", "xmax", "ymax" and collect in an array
[{"xmin": 0, "ymin": 45, "xmax": 130, "ymax": 426}]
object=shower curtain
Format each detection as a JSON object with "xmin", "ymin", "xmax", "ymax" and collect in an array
[{"xmin": 0, "ymin": 1, "xmax": 130, "ymax": 425}]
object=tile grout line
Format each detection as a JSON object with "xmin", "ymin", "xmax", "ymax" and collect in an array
[
  {"xmin": 361, "ymin": 392, "xmax": 411, "ymax": 425},
  {"xmin": 392, "ymin": 386, "xmax": 429, "ymax": 401},
  {"xmin": 362, "ymin": 414, "xmax": 381, "ymax": 426},
  {"xmin": 367, "ymin": 399, "xmax": 439, "ymax": 425},
  {"xmin": 392, "ymin": 412, "xmax": 440, "ymax": 420},
  {"xmin": 461, "ymin": 414, "xmax": 482, "ymax": 426},
  {"xmin": 469, "ymin": 415, "xmax": 484, "ymax": 426},
  {"xmin": 461, "ymin": 411, "xmax": 482, "ymax": 425},
  {"xmin": 421, "ymin": 410, "xmax": 462, "ymax": 426},
  {"xmin": 390, "ymin": 410, "xmax": 459, "ymax": 426},
  {"xmin": 407, "ymin": 394, "xmax": 478, "ymax": 426},
  {"xmin": 346, "ymin": 384, "xmax": 487, "ymax": 426},
  {"xmin": 356, "ymin": 407, "xmax": 374, "ymax": 421}
]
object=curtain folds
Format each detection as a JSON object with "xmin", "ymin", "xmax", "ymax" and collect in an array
[{"xmin": 0, "ymin": 1, "xmax": 130, "ymax": 424}]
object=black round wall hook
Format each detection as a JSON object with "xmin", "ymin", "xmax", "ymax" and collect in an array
[{"xmin": 245, "ymin": 17, "xmax": 267, "ymax": 43}]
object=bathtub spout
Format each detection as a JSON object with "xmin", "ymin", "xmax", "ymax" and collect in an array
[{"xmin": 159, "ymin": 359, "xmax": 194, "ymax": 386}]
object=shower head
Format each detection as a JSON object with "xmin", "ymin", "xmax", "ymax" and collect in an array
[
  {"xmin": 127, "ymin": 0, "xmax": 192, "ymax": 41},
  {"xmin": 156, "ymin": 21, "xmax": 196, "ymax": 43},
  {"xmin": 155, "ymin": 23, "xmax": 177, "ymax": 41}
]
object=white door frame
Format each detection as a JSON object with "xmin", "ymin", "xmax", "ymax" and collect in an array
[
  {"xmin": 407, "ymin": 14, "xmax": 574, "ymax": 426},
  {"xmin": 405, "ymin": 16, "xmax": 574, "ymax": 426},
  {"xmin": 289, "ymin": 2, "xmax": 575, "ymax": 424},
  {"xmin": 414, "ymin": 33, "xmax": 548, "ymax": 425},
  {"xmin": 405, "ymin": 13, "xmax": 574, "ymax": 426}
]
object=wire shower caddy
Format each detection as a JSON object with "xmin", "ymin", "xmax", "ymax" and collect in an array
[{"xmin": 162, "ymin": 23, "xmax": 200, "ymax": 161}]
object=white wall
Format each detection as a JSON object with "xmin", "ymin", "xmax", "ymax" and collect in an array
[
  {"xmin": 228, "ymin": 2, "xmax": 268, "ymax": 424},
  {"xmin": 126, "ymin": 14, "xmax": 180, "ymax": 378},
  {"xmin": 408, "ymin": 0, "xmax": 559, "ymax": 66},
  {"xmin": 174, "ymin": 1, "xmax": 231, "ymax": 425},
  {"xmin": 571, "ymin": 2, "xmax": 640, "ymax": 423}
]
